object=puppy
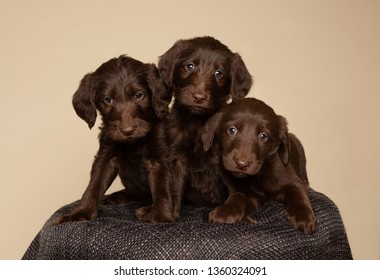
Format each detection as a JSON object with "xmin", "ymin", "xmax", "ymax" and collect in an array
[
  {"xmin": 158, "ymin": 36, "xmax": 253, "ymax": 219},
  {"xmin": 54, "ymin": 55, "xmax": 174, "ymax": 225},
  {"xmin": 202, "ymin": 98, "xmax": 316, "ymax": 234}
]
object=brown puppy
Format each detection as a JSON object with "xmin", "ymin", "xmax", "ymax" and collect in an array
[
  {"xmin": 158, "ymin": 36, "xmax": 253, "ymax": 219},
  {"xmin": 202, "ymin": 98, "xmax": 316, "ymax": 234},
  {"xmin": 54, "ymin": 55, "xmax": 174, "ymax": 225}
]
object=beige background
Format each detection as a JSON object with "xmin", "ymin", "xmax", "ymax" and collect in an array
[{"xmin": 1, "ymin": 0, "xmax": 379, "ymax": 259}]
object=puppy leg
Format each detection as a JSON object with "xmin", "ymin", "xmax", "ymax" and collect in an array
[
  {"xmin": 54, "ymin": 149, "xmax": 118, "ymax": 225},
  {"xmin": 209, "ymin": 192, "xmax": 250, "ymax": 224},
  {"xmin": 282, "ymin": 184, "xmax": 317, "ymax": 235},
  {"xmin": 135, "ymin": 160, "xmax": 174, "ymax": 223},
  {"xmin": 169, "ymin": 158, "xmax": 188, "ymax": 221}
]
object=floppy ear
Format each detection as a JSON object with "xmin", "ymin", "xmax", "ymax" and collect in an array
[
  {"xmin": 147, "ymin": 64, "xmax": 172, "ymax": 119},
  {"xmin": 230, "ymin": 53, "xmax": 253, "ymax": 100},
  {"xmin": 72, "ymin": 73, "xmax": 98, "ymax": 129},
  {"xmin": 158, "ymin": 39, "xmax": 184, "ymax": 89},
  {"xmin": 277, "ymin": 115, "xmax": 291, "ymax": 166},
  {"xmin": 202, "ymin": 112, "xmax": 223, "ymax": 152}
]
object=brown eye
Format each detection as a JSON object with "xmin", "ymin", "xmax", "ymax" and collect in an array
[
  {"xmin": 258, "ymin": 132, "xmax": 269, "ymax": 142},
  {"xmin": 227, "ymin": 126, "xmax": 237, "ymax": 136},
  {"xmin": 185, "ymin": 63, "xmax": 195, "ymax": 72},
  {"xmin": 214, "ymin": 69, "xmax": 224, "ymax": 78},
  {"xmin": 103, "ymin": 96, "xmax": 113, "ymax": 104},
  {"xmin": 134, "ymin": 92, "xmax": 144, "ymax": 100}
]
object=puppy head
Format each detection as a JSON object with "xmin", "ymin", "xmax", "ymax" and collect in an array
[
  {"xmin": 72, "ymin": 55, "xmax": 169, "ymax": 143},
  {"xmin": 158, "ymin": 36, "xmax": 253, "ymax": 115},
  {"xmin": 202, "ymin": 98, "xmax": 289, "ymax": 177}
]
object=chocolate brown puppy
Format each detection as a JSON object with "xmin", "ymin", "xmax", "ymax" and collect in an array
[
  {"xmin": 158, "ymin": 36, "xmax": 253, "ymax": 219},
  {"xmin": 202, "ymin": 98, "xmax": 316, "ymax": 234},
  {"xmin": 55, "ymin": 55, "xmax": 173, "ymax": 225}
]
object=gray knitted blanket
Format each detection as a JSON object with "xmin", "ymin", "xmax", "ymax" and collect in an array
[{"xmin": 22, "ymin": 190, "xmax": 352, "ymax": 259}]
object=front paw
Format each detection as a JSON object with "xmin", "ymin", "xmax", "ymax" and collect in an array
[
  {"xmin": 209, "ymin": 204, "xmax": 246, "ymax": 224},
  {"xmin": 102, "ymin": 190, "xmax": 130, "ymax": 205},
  {"xmin": 53, "ymin": 208, "xmax": 98, "ymax": 225},
  {"xmin": 135, "ymin": 204, "xmax": 175, "ymax": 224},
  {"xmin": 285, "ymin": 206, "xmax": 317, "ymax": 235}
]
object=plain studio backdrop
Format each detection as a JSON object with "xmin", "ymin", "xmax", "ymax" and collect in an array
[{"xmin": 0, "ymin": 0, "xmax": 379, "ymax": 259}]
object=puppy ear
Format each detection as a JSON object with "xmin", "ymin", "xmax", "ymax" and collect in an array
[
  {"xmin": 230, "ymin": 53, "xmax": 253, "ymax": 100},
  {"xmin": 202, "ymin": 112, "xmax": 223, "ymax": 152},
  {"xmin": 72, "ymin": 73, "xmax": 97, "ymax": 129},
  {"xmin": 158, "ymin": 40, "xmax": 184, "ymax": 89},
  {"xmin": 277, "ymin": 116, "xmax": 291, "ymax": 166},
  {"xmin": 147, "ymin": 64, "xmax": 172, "ymax": 119}
]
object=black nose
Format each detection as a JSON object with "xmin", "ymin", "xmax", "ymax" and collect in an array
[
  {"xmin": 235, "ymin": 159, "xmax": 250, "ymax": 170},
  {"xmin": 121, "ymin": 126, "xmax": 135, "ymax": 136},
  {"xmin": 193, "ymin": 93, "xmax": 207, "ymax": 103}
]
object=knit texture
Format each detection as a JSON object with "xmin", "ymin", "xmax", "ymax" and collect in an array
[{"xmin": 22, "ymin": 190, "xmax": 352, "ymax": 259}]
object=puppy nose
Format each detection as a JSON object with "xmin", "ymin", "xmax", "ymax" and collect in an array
[
  {"xmin": 235, "ymin": 159, "xmax": 250, "ymax": 170},
  {"xmin": 193, "ymin": 93, "xmax": 207, "ymax": 103},
  {"xmin": 121, "ymin": 126, "xmax": 135, "ymax": 136}
]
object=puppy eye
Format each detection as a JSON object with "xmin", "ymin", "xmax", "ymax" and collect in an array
[
  {"xmin": 134, "ymin": 92, "xmax": 144, "ymax": 100},
  {"xmin": 103, "ymin": 96, "xmax": 113, "ymax": 105},
  {"xmin": 258, "ymin": 132, "xmax": 269, "ymax": 142},
  {"xmin": 227, "ymin": 126, "xmax": 238, "ymax": 136},
  {"xmin": 214, "ymin": 69, "xmax": 224, "ymax": 78},
  {"xmin": 185, "ymin": 63, "xmax": 195, "ymax": 72}
]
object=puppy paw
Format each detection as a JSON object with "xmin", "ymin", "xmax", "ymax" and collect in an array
[
  {"xmin": 53, "ymin": 208, "xmax": 98, "ymax": 225},
  {"xmin": 135, "ymin": 205, "xmax": 152, "ymax": 221},
  {"xmin": 209, "ymin": 204, "xmax": 245, "ymax": 224},
  {"xmin": 101, "ymin": 190, "xmax": 130, "ymax": 205},
  {"xmin": 135, "ymin": 205, "xmax": 175, "ymax": 224},
  {"xmin": 285, "ymin": 206, "xmax": 317, "ymax": 235}
]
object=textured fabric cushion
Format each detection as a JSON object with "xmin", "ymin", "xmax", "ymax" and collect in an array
[{"xmin": 22, "ymin": 190, "xmax": 352, "ymax": 260}]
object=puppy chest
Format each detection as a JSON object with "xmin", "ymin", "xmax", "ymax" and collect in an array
[
  {"xmin": 188, "ymin": 164, "xmax": 227, "ymax": 206},
  {"xmin": 118, "ymin": 160, "xmax": 151, "ymax": 193}
]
